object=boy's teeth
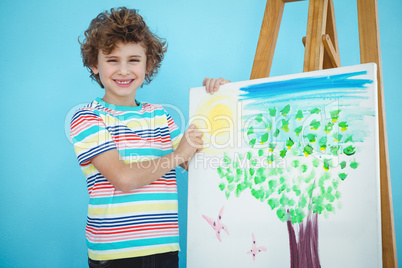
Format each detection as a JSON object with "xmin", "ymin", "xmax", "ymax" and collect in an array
[{"xmin": 116, "ymin": 80, "xmax": 131, "ymax": 84}]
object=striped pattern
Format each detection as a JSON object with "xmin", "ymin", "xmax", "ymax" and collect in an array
[{"xmin": 70, "ymin": 98, "xmax": 182, "ymax": 260}]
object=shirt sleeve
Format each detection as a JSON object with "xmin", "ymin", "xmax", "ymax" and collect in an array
[
  {"xmin": 165, "ymin": 111, "xmax": 182, "ymax": 150},
  {"xmin": 70, "ymin": 108, "xmax": 117, "ymax": 165}
]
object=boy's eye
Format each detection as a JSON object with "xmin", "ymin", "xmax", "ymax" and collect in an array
[
  {"xmin": 107, "ymin": 59, "xmax": 117, "ymax": 63},
  {"xmin": 130, "ymin": 59, "xmax": 140, "ymax": 62}
]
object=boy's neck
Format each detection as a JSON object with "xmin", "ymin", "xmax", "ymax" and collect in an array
[{"xmin": 102, "ymin": 95, "xmax": 139, "ymax": 107}]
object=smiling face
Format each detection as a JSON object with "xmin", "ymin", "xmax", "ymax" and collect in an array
[{"xmin": 91, "ymin": 42, "xmax": 148, "ymax": 107}]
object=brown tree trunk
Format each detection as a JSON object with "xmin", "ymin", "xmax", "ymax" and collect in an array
[{"xmin": 287, "ymin": 211, "xmax": 321, "ymax": 268}]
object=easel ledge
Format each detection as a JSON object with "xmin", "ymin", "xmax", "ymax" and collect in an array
[{"xmin": 250, "ymin": 0, "xmax": 397, "ymax": 267}]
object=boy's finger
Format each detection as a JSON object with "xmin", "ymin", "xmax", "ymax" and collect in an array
[
  {"xmin": 193, "ymin": 131, "xmax": 203, "ymax": 138},
  {"xmin": 202, "ymin": 77, "xmax": 208, "ymax": 86},
  {"xmin": 208, "ymin": 78, "xmax": 217, "ymax": 91},
  {"xmin": 204, "ymin": 79, "xmax": 212, "ymax": 93},
  {"xmin": 221, "ymin": 79, "xmax": 231, "ymax": 84},
  {"xmin": 188, "ymin": 124, "xmax": 197, "ymax": 130}
]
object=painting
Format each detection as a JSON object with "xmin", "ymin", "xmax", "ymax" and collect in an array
[{"xmin": 187, "ymin": 63, "xmax": 382, "ymax": 268}]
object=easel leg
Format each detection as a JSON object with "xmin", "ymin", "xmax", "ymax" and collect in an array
[
  {"xmin": 357, "ymin": 0, "xmax": 398, "ymax": 267},
  {"xmin": 250, "ymin": 0, "xmax": 285, "ymax": 79}
]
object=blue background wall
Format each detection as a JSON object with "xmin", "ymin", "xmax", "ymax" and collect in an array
[{"xmin": 0, "ymin": 0, "xmax": 400, "ymax": 267}]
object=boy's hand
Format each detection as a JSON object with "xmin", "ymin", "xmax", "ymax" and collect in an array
[
  {"xmin": 203, "ymin": 77, "xmax": 231, "ymax": 94},
  {"xmin": 175, "ymin": 124, "xmax": 203, "ymax": 163}
]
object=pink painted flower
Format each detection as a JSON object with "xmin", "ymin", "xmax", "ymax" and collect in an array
[
  {"xmin": 202, "ymin": 206, "xmax": 229, "ymax": 242},
  {"xmin": 247, "ymin": 233, "xmax": 266, "ymax": 261}
]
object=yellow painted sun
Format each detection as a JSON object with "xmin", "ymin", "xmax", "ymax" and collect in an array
[{"xmin": 191, "ymin": 90, "xmax": 238, "ymax": 155}]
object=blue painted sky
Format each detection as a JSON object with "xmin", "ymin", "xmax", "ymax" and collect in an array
[{"xmin": 239, "ymin": 71, "xmax": 373, "ymax": 111}]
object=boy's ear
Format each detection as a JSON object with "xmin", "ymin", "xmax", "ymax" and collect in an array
[{"xmin": 91, "ymin": 66, "xmax": 99, "ymax": 75}]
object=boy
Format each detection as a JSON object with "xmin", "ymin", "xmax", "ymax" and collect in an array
[{"xmin": 70, "ymin": 7, "xmax": 229, "ymax": 268}]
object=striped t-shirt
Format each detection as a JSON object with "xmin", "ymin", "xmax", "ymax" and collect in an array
[{"xmin": 70, "ymin": 97, "xmax": 182, "ymax": 260}]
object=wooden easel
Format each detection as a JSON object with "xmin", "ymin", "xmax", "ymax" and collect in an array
[{"xmin": 250, "ymin": 0, "xmax": 397, "ymax": 267}]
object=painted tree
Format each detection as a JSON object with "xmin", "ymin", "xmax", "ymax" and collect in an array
[{"xmin": 216, "ymin": 104, "xmax": 364, "ymax": 268}]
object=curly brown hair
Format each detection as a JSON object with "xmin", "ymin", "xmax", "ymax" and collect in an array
[{"xmin": 79, "ymin": 7, "xmax": 167, "ymax": 87}]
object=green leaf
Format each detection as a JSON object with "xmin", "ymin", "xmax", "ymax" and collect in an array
[
  {"xmin": 268, "ymin": 198, "xmax": 279, "ymax": 210},
  {"xmin": 323, "ymin": 160, "xmax": 330, "ymax": 171},
  {"xmin": 277, "ymin": 184, "xmax": 287, "ymax": 195},
  {"xmin": 268, "ymin": 179, "xmax": 278, "ymax": 189},
  {"xmin": 226, "ymin": 174, "xmax": 234, "ymax": 184},
  {"xmin": 255, "ymin": 113, "xmax": 263, "ymax": 123},
  {"xmin": 254, "ymin": 175, "xmax": 266, "ymax": 185},
  {"xmin": 326, "ymin": 192, "xmax": 335, "ymax": 203},
  {"xmin": 339, "ymin": 121, "xmax": 348, "ymax": 131},
  {"xmin": 301, "ymin": 164, "xmax": 308, "ymax": 173},
  {"xmin": 330, "ymin": 109, "xmax": 341, "ymax": 122},
  {"xmin": 305, "ymin": 133, "xmax": 317, "ymax": 143},
  {"xmin": 292, "ymin": 185, "xmax": 301, "ymax": 196},
  {"xmin": 269, "ymin": 107, "xmax": 277, "ymax": 117},
  {"xmin": 326, "ymin": 203, "xmax": 334, "ymax": 212},
  {"xmin": 295, "ymin": 110, "xmax": 304, "ymax": 120},
  {"xmin": 310, "ymin": 107, "xmax": 321, "ymax": 114},
  {"xmin": 227, "ymin": 184, "xmax": 235, "ymax": 192},
  {"xmin": 345, "ymin": 135, "xmax": 354, "ymax": 143},
  {"xmin": 286, "ymin": 138, "xmax": 295, "ymax": 149},
  {"xmin": 269, "ymin": 143, "xmax": 276, "ymax": 152},
  {"xmin": 281, "ymin": 119, "xmax": 290, "ymax": 132},
  {"xmin": 333, "ymin": 133, "xmax": 343, "ymax": 142},
  {"xmin": 266, "ymin": 154, "xmax": 274, "ymax": 163},
  {"xmin": 319, "ymin": 136, "xmax": 327, "ymax": 151},
  {"xmin": 251, "ymin": 158, "xmax": 257, "ymax": 166},
  {"xmin": 290, "ymin": 208, "xmax": 305, "ymax": 224},
  {"xmin": 330, "ymin": 146, "xmax": 340, "ymax": 156},
  {"xmin": 249, "ymin": 138, "xmax": 256, "ymax": 148},
  {"xmin": 294, "ymin": 126, "xmax": 303, "ymax": 136},
  {"xmin": 261, "ymin": 133, "xmax": 269, "ymax": 144},
  {"xmin": 257, "ymin": 167, "xmax": 265, "ymax": 177},
  {"xmin": 265, "ymin": 121, "xmax": 272, "ymax": 131},
  {"xmin": 291, "ymin": 160, "xmax": 300, "ymax": 168},
  {"xmin": 310, "ymin": 119, "xmax": 321, "ymax": 130},
  {"xmin": 276, "ymin": 208, "xmax": 288, "ymax": 222},
  {"xmin": 303, "ymin": 144, "xmax": 314, "ymax": 156},
  {"xmin": 340, "ymin": 161, "xmax": 347, "ymax": 169},
  {"xmin": 219, "ymin": 183, "xmax": 225, "ymax": 191},
  {"xmin": 350, "ymin": 160, "xmax": 359, "ymax": 169},
  {"xmin": 247, "ymin": 126, "xmax": 254, "ymax": 135},
  {"xmin": 235, "ymin": 183, "xmax": 247, "ymax": 197},
  {"xmin": 312, "ymin": 159, "xmax": 320, "ymax": 168},
  {"xmin": 324, "ymin": 122, "xmax": 334, "ymax": 134},
  {"xmin": 338, "ymin": 173, "xmax": 348, "ymax": 180},
  {"xmin": 299, "ymin": 196, "xmax": 307, "ymax": 208},
  {"xmin": 343, "ymin": 145, "xmax": 356, "ymax": 156},
  {"xmin": 280, "ymin": 194, "xmax": 290, "ymax": 206},
  {"xmin": 280, "ymin": 104, "xmax": 290, "ymax": 116},
  {"xmin": 217, "ymin": 167, "xmax": 224, "ymax": 178},
  {"xmin": 223, "ymin": 154, "xmax": 231, "ymax": 165},
  {"xmin": 251, "ymin": 188, "xmax": 265, "ymax": 200}
]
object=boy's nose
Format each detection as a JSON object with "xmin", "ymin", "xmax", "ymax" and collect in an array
[{"xmin": 118, "ymin": 64, "xmax": 130, "ymax": 75}]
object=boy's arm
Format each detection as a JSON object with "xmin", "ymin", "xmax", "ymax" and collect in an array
[{"xmin": 91, "ymin": 125, "xmax": 202, "ymax": 192}]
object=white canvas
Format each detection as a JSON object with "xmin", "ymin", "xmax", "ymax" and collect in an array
[{"xmin": 187, "ymin": 63, "xmax": 382, "ymax": 268}]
